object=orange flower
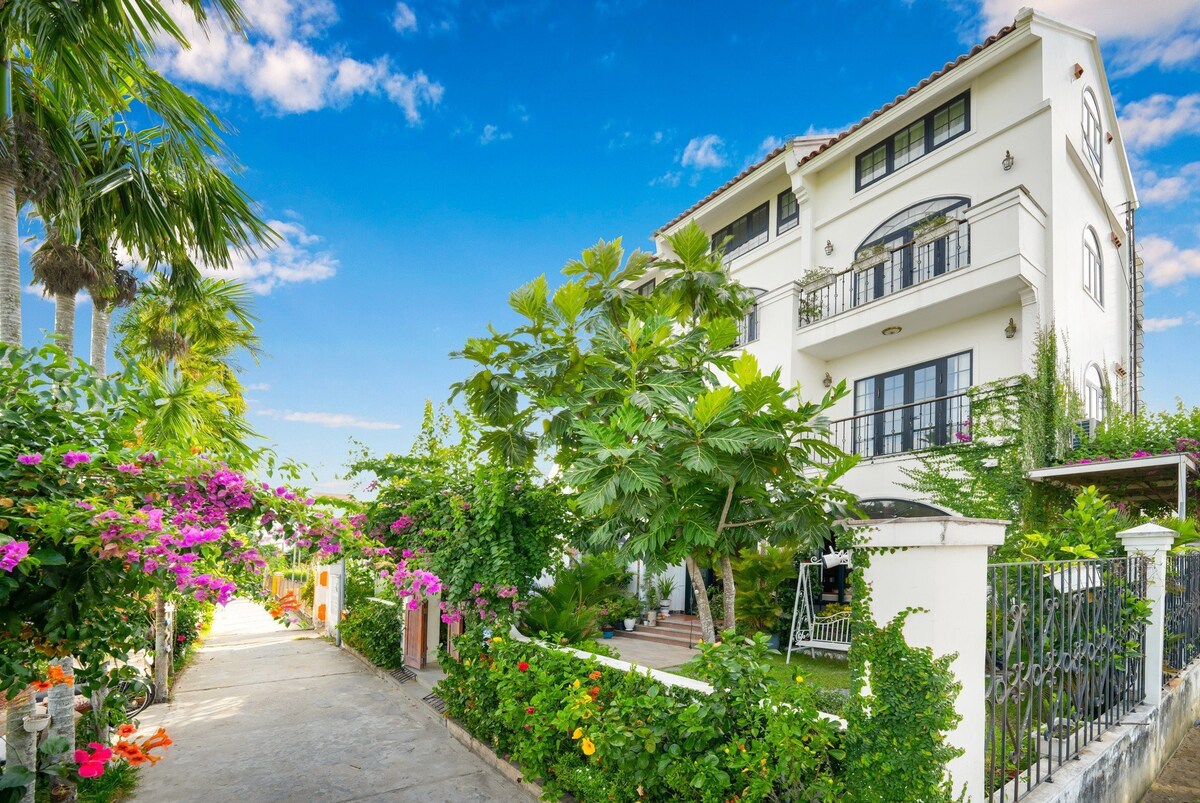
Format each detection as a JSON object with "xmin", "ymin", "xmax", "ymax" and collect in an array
[
  {"xmin": 278, "ymin": 590, "xmax": 301, "ymax": 612},
  {"xmin": 588, "ymin": 686, "xmax": 600, "ymax": 698},
  {"xmin": 30, "ymin": 680, "xmax": 51, "ymax": 691},
  {"xmin": 116, "ymin": 724, "xmax": 137, "ymax": 737},
  {"xmin": 141, "ymin": 728, "xmax": 173, "ymax": 752},
  {"xmin": 46, "ymin": 665, "xmax": 67, "ymax": 685},
  {"xmin": 588, "ymin": 670, "xmax": 602, "ymax": 681}
]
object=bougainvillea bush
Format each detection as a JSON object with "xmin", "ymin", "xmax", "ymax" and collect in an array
[{"xmin": 437, "ymin": 630, "xmax": 846, "ymax": 802}]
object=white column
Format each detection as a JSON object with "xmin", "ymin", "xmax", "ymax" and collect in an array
[
  {"xmin": 1118, "ymin": 522, "xmax": 1176, "ymax": 706},
  {"xmin": 850, "ymin": 516, "xmax": 1007, "ymax": 803}
]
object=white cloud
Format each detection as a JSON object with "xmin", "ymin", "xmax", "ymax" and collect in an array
[
  {"xmin": 257, "ymin": 408, "xmax": 402, "ymax": 430},
  {"xmin": 1139, "ymin": 162, "xmax": 1200, "ymax": 205},
  {"xmin": 680, "ymin": 135, "xmax": 727, "ymax": 170},
  {"xmin": 155, "ymin": 0, "xmax": 443, "ymax": 120},
  {"xmin": 755, "ymin": 135, "xmax": 785, "ymax": 161},
  {"xmin": 201, "ymin": 218, "xmax": 338, "ymax": 294},
  {"xmin": 649, "ymin": 171, "xmax": 681, "ymax": 188},
  {"xmin": 22, "ymin": 287, "xmax": 89, "ymax": 306},
  {"xmin": 392, "ymin": 2, "xmax": 417, "ymax": 33},
  {"xmin": 1140, "ymin": 235, "xmax": 1200, "ymax": 287},
  {"xmin": 479, "ymin": 124, "xmax": 512, "ymax": 145},
  {"xmin": 1120, "ymin": 94, "xmax": 1200, "ymax": 151},
  {"xmin": 244, "ymin": 382, "xmax": 271, "ymax": 391},
  {"xmin": 973, "ymin": 0, "xmax": 1200, "ymax": 74},
  {"xmin": 1143, "ymin": 316, "xmax": 1185, "ymax": 332}
]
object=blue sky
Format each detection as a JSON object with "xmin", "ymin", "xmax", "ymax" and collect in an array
[{"xmin": 17, "ymin": 0, "xmax": 1200, "ymax": 493}]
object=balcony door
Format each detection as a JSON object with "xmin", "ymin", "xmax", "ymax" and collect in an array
[
  {"xmin": 852, "ymin": 196, "xmax": 970, "ymax": 308},
  {"xmin": 853, "ymin": 351, "xmax": 972, "ymax": 457}
]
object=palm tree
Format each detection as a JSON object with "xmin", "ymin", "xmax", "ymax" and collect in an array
[
  {"xmin": 0, "ymin": 0, "xmax": 249, "ymax": 346},
  {"xmin": 28, "ymin": 231, "xmax": 98, "ymax": 351},
  {"xmin": 89, "ymin": 264, "xmax": 137, "ymax": 373}
]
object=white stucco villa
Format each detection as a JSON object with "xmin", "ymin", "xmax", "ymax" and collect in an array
[{"xmin": 642, "ymin": 6, "xmax": 1140, "ymax": 512}]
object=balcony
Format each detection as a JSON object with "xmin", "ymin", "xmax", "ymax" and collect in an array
[
  {"xmin": 795, "ymin": 187, "xmax": 1047, "ymax": 360},
  {"xmin": 829, "ymin": 391, "xmax": 972, "ymax": 458}
]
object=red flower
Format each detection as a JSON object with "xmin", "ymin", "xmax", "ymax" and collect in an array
[
  {"xmin": 517, "ymin": 661, "xmax": 529, "ymax": 672},
  {"xmin": 525, "ymin": 706, "xmax": 535, "ymax": 714},
  {"xmin": 589, "ymin": 686, "xmax": 600, "ymax": 698}
]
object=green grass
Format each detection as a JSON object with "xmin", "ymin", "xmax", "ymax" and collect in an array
[
  {"xmin": 32, "ymin": 762, "xmax": 139, "ymax": 803},
  {"xmin": 666, "ymin": 651, "xmax": 850, "ymax": 690}
]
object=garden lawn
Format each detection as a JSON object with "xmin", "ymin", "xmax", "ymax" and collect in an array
[{"xmin": 668, "ymin": 651, "xmax": 850, "ymax": 690}]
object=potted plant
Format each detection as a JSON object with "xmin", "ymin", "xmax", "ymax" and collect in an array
[
  {"xmin": 601, "ymin": 622, "xmax": 615, "ymax": 639},
  {"xmin": 642, "ymin": 587, "xmax": 658, "ymax": 627},
  {"xmin": 616, "ymin": 594, "xmax": 638, "ymax": 631},
  {"xmin": 656, "ymin": 575, "xmax": 676, "ymax": 618}
]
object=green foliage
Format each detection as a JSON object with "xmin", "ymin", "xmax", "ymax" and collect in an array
[
  {"xmin": 842, "ymin": 548, "xmax": 967, "ymax": 803},
  {"xmin": 348, "ymin": 403, "xmax": 578, "ymax": 609},
  {"xmin": 520, "ymin": 552, "xmax": 631, "ymax": 644},
  {"xmin": 732, "ymin": 546, "xmax": 798, "ymax": 634},
  {"xmin": 171, "ymin": 595, "xmax": 214, "ymax": 671},
  {"xmin": 437, "ymin": 628, "xmax": 844, "ymax": 802},
  {"xmin": 1067, "ymin": 402, "xmax": 1200, "ymax": 466},
  {"xmin": 343, "ymin": 561, "xmax": 379, "ymax": 612},
  {"xmin": 339, "ymin": 600, "xmax": 405, "ymax": 669},
  {"xmin": 1010, "ymin": 486, "xmax": 1121, "ymax": 561}
]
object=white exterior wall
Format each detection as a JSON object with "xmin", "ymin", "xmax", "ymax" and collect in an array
[{"xmin": 651, "ymin": 10, "xmax": 1136, "ymax": 505}]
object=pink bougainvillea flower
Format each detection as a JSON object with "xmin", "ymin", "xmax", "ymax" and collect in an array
[
  {"xmin": 61, "ymin": 451, "xmax": 92, "ymax": 468},
  {"xmin": 0, "ymin": 541, "xmax": 30, "ymax": 572},
  {"xmin": 16, "ymin": 453, "xmax": 42, "ymax": 465}
]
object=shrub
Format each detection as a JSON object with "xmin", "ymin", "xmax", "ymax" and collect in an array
[
  {"xmin": 171, "ymin": 596, "xmax": 214, "ymax": 671},
  {"xmin": 340, "ymin": 601, "xmax": 404, "ymax": 669},
  {"xmin": 438, "ymin": 629, "xmax": 844, "ymax": 802}
]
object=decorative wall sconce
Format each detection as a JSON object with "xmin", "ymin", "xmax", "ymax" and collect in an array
[
  {"xmin": 1073, "ymin": 63, "xmax": 1084, "ymax": 79},
  {"xmin": 1005, "ymin": 317, "xmax": 1017, "ymax": 339},
  {"xmin": 882, "ymin": 326, "xmax": 902, "ymax": 336},
  {"xmin": 1106, "ymin": 132, "xmax": 1114, "ymax": 144},
  {"xmin": 1111, "ymin": 232, "xmax": 1123, "ymax": 248},
  {"xmin": 1002, "ymin": 150, "xmax": 1014, "ymax": 171},
  {"xmin": 1114, "ymin": 361, "xmax": 1127, "ymax": 378},
  {"xmin": 823, "ymin": 372, "xmax": 833, "ymax": 388},
  {"xmin": 824, "ymin": 240, "xmax": 834, "ymax": 256}
]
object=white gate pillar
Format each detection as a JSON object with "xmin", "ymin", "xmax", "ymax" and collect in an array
[
  {"xmin": 1118, "ymin": 522, "xmax": 1176, "ymax": 706},
  {"xmin": 849, "ymin": 516, "xmax": 1007, "ymax": 803}
]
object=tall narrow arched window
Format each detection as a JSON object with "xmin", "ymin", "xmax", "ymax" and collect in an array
[
  {"xmin": 1084, "ymin": 364, "xmax": 1106, "ymax": 422},
  {"xmin": 1082, "ymin": 89, "xmax": 1103, "ymax": 178},
  {"xmin": 734, "ymin": 287, "xmax": 766, "ymax": 346},
  {"xmin": 1083, "ymin": 227, "xmax": 1103, "ymax": 305}
]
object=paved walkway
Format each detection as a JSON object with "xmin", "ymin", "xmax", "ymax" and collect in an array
[
  {"xmin": 131, "ymin": 600, "xmax": 527, "ymax": 803},
  {"xmin": 607, "ymin": 636, "xmax": 698, "ymax": 669},
  {"xmin": 1141, "ymin": 724, "xmax": 1200, "ymax": 803}
]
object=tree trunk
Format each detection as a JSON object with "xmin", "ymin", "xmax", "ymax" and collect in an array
[
  {"xmin": 47, "ymin": 657, "xmax": 76, "ymax": 803},
  {"xmin": 0, "ymin": 167, "xmax": 20, "ymax": 347},
  {"xmin": 53, "ymin": 292, "xmax": 76, "ymax": 354},
  {"xmin": 90, "ymin": 659, "xmax": 109, "ymax": 744},
  {"xmin": 90, "ymin": 303, "xmax": 110, "ymax": 373},
  {"xmin": 4, "ymin": 688, "xmax": 36, "ymax": 803},
  {"xmin": 684, "ymin": 554, "xmax": 716, "ymax": 643},
  {"xmin": 720, "ymin": 554, "xmax": 736, "ymax": 635},
  {"xmin": 153, "ymin": 593, "xmax": 170, "ymax": 702}
]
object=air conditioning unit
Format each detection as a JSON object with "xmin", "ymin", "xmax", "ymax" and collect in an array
[{"xmin": 1071, "ymin": 418, "xmax": 1100, "ymax": 449}]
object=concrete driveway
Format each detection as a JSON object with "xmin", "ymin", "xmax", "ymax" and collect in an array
[{"xmin": 131, "ymin": 600, "xmax": 527, "ymax": 803}]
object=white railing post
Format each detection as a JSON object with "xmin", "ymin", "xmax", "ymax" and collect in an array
[
  {"xmin": 1117, "ymin": 522, "xmax": 1177, "ymax": 706},
  {"xmin": 849, "ymin": 516, "xmax": 1007, "ymax": 803}
]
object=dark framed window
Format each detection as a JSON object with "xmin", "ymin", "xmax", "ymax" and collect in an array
[
  {"xmin": 733, "ymin": 288, "xmax": 766, "ymax": 347},
  {"xmin": 634, "ymin": 278, "xmax": 656, "ymax": 297},
  {"xmin": 712, "ymin": 202, "xmax": 769, "ymax": 261},
  {"xmin": 777, "ymin": 189, "xmax": 799, "ymax": 234},
  {"xmin": 855, "ymin": 91, "xmax": 971, "ymax": 191},
  {"xmin": 852, "ymin": 351, "xmax": 972, "ymax": 457},
  {"xmin": 852, "ymin": 197, "xmax": 971, "ymax": 305}
]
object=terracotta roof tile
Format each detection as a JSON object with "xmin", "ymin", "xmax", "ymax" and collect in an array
[{"xmin": 654, "ymin": 21, "xmax": 1018, "ymax": 237}]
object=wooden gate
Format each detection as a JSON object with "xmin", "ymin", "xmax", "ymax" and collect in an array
[{"xmin": 403, "ymin": 601, "xmax": 427, "ymax": 670}]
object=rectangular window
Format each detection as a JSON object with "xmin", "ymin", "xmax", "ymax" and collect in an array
[
  {"xmin": 852, "ymin": 351, "xmax": 972, "ymax": 456},
  {"xmin": 734, "ymin": 303, "xmax": 759, "ymax": 346},
  {"xmin": 932, "ymin": 97, "xmax": 968, "ymax": 146},
  {"xmin": 855, "ymin": 92, "xmax": 970, "ymax": 190},
  {"xmin": 777, "ymin": 189, "xmax": 799, "ymax": 234},
  {"xmin": 712, "ymin": 202, "xmax": 769, "ymax": 261},
  {"xmin": 892, "ymin": 119, "xmax": 926, "ymax": 169},
  {"xmin": 634, "ymin": 278, "xmax": 656, "ymax": 297}
]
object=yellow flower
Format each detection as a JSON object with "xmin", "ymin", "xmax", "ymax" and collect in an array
[
  {"xmin": 581, "ymin": 709, "xmax": 592, "ymax": 719},
  {"xmin": 795, "ymin": 675, "xmax": 804, "ymax": 683},
  {"xmin": 572, "ymin": 679, "xmax": 581, "ymax": 688},
  {"xmin": 581, "ymin": 738, "xmax": 596, "ymax": 756},
  {"xmin": 572, "ymin": 728, "xmax": 583, "ymax": 740},
  {"xmin": 492, "ymin": 637, "xmax": 503, "ymax": 643}
]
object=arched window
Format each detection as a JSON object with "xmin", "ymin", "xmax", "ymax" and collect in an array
[
  {"xmin": 1083, "ymin": 227, "xmax": 1103, "ymax": 305},
  {"xmin": 1082, "ymin": 89, "xmax": 1103, "ymax": 178},
  {"xmin": 1084, "ymin": 364, "xmax": 1106, "ymax": 422},
  {"xmin": 734, "ymin": 287, "xmax": 766, "ymax": 346},
  {"xmin": 853, "ymin": 197, "xmax": 970, "ymax": 304}
]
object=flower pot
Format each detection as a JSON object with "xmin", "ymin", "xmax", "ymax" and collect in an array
[
  {"xmin": 622, "ymin": 618, "xmax": 637, "ymax": 631},
  {"xmin": 602, "ymin": 630, "xmax": 614, "ymax": 640},
  {"xmin": 643, "ymin": 615, "xmax": 656, "ymax": 628},
  {"xmin": 23, "ymin": 714, "xmax": 50, "ymax": 733},
  {"xmin": 659, "ymin": 602, "xmax": 671, "ymax": 618}
]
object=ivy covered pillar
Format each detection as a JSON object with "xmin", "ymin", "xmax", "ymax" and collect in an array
[{"xmin": 849, "ymin": 516, "xmax": 1007, "ymax": 803}]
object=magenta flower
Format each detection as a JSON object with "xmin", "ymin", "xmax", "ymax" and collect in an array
[
  {"xmin": 16, "ymin": 453, "xmax": 42, "ymax": 465},
  {"xmin": 62, "ymin": 451, "xmax": 92, "ymax": 468},
  {"xmin": 0, "ymin": 541, "xmax": 30, "ymax": 572}
]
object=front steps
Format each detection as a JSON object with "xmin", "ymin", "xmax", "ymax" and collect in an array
[{"xmin": 612, "ymin": 613, "xmax": 707, "ymax": 649}]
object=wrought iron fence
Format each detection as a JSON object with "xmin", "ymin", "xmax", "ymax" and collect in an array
[
  {"xmin": 1166, "ymin": 552, "xmax": 1200, "ymax": 682},
  {"xmin": 985, "ymin": 557, "xmax": 1149, "ymax": 802},
  {"xmin": 798, "ymin": 221, "xmax": 970, "ymax": 327}
]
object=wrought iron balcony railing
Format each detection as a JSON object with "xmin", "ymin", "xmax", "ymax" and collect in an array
[
  {"xmin": 799, "ymin": 220, "xmax": 970, "ymax": 327},
  {"xmin": 828, "ymin": 391, "xmax": 972, "ymax": 458}
]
